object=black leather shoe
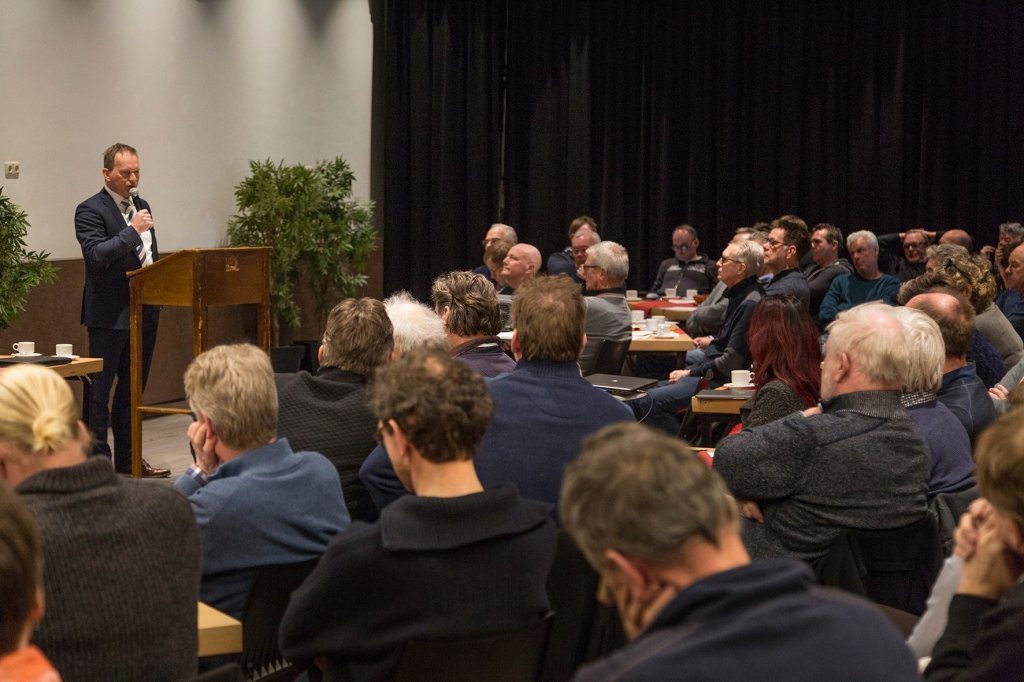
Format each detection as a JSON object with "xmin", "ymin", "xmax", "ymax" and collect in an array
[{"xmin": 115, "ymin": 460, "xmax": 171, "ymax": 478}]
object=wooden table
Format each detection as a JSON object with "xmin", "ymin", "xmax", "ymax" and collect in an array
[
  {"xmin": 691, "ymin": 388, "xmax": 754, "ymax": 415},
  {"xmin": 0, "ymin": 356, "xmax": 103, "ymax": 377},
  {"xmin": 198, "ymin": 602, "xmax": 242, "ymax": 656},
  {"xmin": 628, "ymin": 299, "xmax": 697, "ymax": 321},
  {"xmin": 629, "ymin": 329, "xmax": 695, "ymax": 352}
]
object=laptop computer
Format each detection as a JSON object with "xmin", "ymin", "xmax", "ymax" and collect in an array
[{"xmin": 586, "ymin": 374, "xmax": 658, "ymax": 395}]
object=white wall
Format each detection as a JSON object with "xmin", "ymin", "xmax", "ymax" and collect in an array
[{"xmin": 0, "ymin": 0, "xmax": 373, "ymax": 259}]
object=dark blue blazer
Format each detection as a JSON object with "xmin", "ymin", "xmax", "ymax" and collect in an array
[{"xmin": 75, "ymin": 189, "xmax": 158, "ymax": 330}]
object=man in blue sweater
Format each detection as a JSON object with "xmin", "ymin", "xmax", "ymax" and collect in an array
[
  {"xmin": 174, "ymin": 344, "xmax": 349, "ymax": 619},
  {"xmin": 360, "ymin": 275, "xmax": 633, "ymax": 511},
  {"xmin": 563, "ymin": 423, "xmax": 919, "ymax": 681},
  {"xmin": 819, "ymin": 230, "xmax": 900, "ymax": 327}
]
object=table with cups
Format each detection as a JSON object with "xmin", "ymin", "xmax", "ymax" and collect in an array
[
  {"xmin": 629, "ymin": 315, "xmax": 695, "ymax": 352},
  {"xmin": 691, "ymin": 369, "xmax": 755, "ymax": 415},
  {"xmin": 1, "ymin": 342, "xmax": 102, "ymax": 392}
]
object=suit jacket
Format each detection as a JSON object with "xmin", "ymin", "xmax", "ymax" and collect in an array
[{"xmin": 75, "ymin": 188, "xmax": 159, "ymax": 329}]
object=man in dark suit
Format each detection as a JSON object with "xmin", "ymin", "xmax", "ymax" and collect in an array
[{"xmin": 75, "ymin": 143, "xmax": 168, "ymax": 477}]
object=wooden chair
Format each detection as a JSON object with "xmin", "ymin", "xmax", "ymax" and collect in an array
[{"xmin": 392, "ymin": 612, "xmax": 555, "ymax": 682}]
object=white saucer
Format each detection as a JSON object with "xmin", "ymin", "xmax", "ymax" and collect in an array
[
  {"xmin": 654, "ymin": 333, "xmax": 677, "ymax": 339},
  {"xmin": 723, "ymin": 382, "xmax": 755, "ymax": 389},
  {"xmin": 13, "ymin": 352, "xmax": 41, "ymax": 357}
]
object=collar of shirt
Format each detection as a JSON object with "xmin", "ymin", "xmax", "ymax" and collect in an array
[
  {"xmin": 104, "ymin": 185, "xmax": 128, "ymax": 209},
  {"xmin": 900, "ymin": 390, "xmax": 937, "ymax": 408}
]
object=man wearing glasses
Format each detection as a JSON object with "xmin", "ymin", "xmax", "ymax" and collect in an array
[
  {"xmin": 650, "ymin": 224, "xmax": 717, "ymax": 296},
  {"xmin": 763, "ymin": 214, "xmax": 812, "ymax": 311}
]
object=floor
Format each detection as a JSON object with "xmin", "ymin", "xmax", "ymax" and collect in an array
[{"xmin": 123, "ymin": 414, "xmax": 196, "ymax": 488}]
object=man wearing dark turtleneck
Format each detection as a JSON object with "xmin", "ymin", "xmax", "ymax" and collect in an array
[{"xmin": 763, "ymin": 214, "xmax": 811, "ymax": 311}]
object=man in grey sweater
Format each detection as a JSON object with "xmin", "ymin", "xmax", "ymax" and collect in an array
[{"xmin": 714, "ymin": 303, "xmax": 929, "ymax": 561}]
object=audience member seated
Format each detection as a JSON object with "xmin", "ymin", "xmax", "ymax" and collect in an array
[
  {"xmin": 819, "ymin": 230, "xmax": 900, "ymax": 327},
  {"xmin": 174, "ymin": 344, "xmax": 349, "ymax": 620},
  {"xmin": 275, "ymin": 298, "xmax": 394, "ymax": 522},
  {"xmin": 548, "ymin": 215, "xmax": 598, "ymax": 282},
  {"xmin": 561, "ymin": 422, "xmax": 920, "ymax": 681},
  {"xmin": 431, "ymin": 270, "xmax": 515, "ymax": 377},
  {"xmin": 980, "ymin": 221, "xmax": 1024, "ymax": 281},
  {"xmin": 714, "ymin": 303, "xmax": 929, "ymax": 561},
  {"xmin": 500, "ymin": 243, "xmax": 542, "ymax": 294},
  {"xmin": 892, "ymin": 307, "xmax": 975, "ymax": 498},
  {"xmin": 483, "ymin": 238, "xmax": 514, "ymax": 291},
  {"xmin": 762, "ymin": 214, "xmax": 811, "ymax": 311},
  {"xmin": 0, "ymin": 484, "xmax": 59, "ymax": 681},
  {"xmin": 0, "ymin": 365, "xmax": 200, "ymax": 680},
  {"xmin": 899, "ymin": 272, "xmax": 1004, "ymax": 389},
  {"xmin": 939, "ymin": 229, "xmax": 974, "ymax": 251},
  {"xmin": 473, "ymin": 223, "xmax": 517, "ymax": 284},
  {"xmin": 360, "ymin": 275, "xmax": 633, "ymax": 511},
  {"xmin": 579, "ymin": 241, "xmax": 632, "ymax": 374},
  {"xmin": 923, "ymin": 412, "xmax": 1024, "ymax": 679},
  {"xmin": 878, "ymin": 227, "xmax": 937, "ymax": 282},
  {"xmin": 925, "ymin": 243, "xmax": 1023, "ymax": 370},
  {"xmin": 628, "ymin": 239, "xmax": 764, "ymax": 433},
  {"xmin": 384, "ymin": 290, "xmax": 448, "ymax": 353},
  {"xmin": 739, "ymin": 295, "xmax": 820, "ymax": 428},
  {"xmin": 905, "ymin": 292, "xmax": 997, "ymax": 443},
  {"xmin": 996, "ymin": 239, "xmax": 1024, "ymax": 346},
  {"xmin": 567, "ymin": 226, "xmax": 601, "ymax": 283},
  {"xmin": 684, "ymin": 227, "xmax": 765, "ymax": 338},
  {"xmin": 650, "ymin": 224, "xmax": 717, "ymax": 295},
  {"xmin": 279, "ymin": 349, "xmax": 556, "ymax": 680},
  {"xmin": 803, "ymin": 223, "xmax": 853, "ymax": 318}
]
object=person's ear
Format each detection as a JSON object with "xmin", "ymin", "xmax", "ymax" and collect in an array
[
  {"xmin": 511, "ymin": 329, "xmax": 523, "ymax": 360},
  {"xmin": 31, "ymin": 586, "xmax": 44, "ymax": 623},
  {"xmin": 317, "ymin": 344, "xmax": 325, "ymax": 364},
  {"xmin": 834, "ymin": 351, "xmax": 852, "ymax": 383},
  {"xmin": 579, "ymin": 332, "xmax": 588, "ymax": 358},
  {"xmin": 604, "ymin": 549, "xmax": 651, "ymax": 598}
]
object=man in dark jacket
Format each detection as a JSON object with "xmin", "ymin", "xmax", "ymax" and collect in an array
[
  {"xmin": 763, "ymin": 214, "xmax": 812, "ymax": 311},
  {"xmin": 280, "ymin": 349, "xmax": 556, "ymax": 680},
  {"xmin": 803, "ymin": 223, "xmax": 853, "ymax": 317},
  {"xmin": 431, "ymin": 270, "xmax": 515, "ymax": 377},
  {"xmin": 563, "ymin": 423, "xmax": 919, "ymax": 681},
  {"xmin": 649, "ymin": 224, "xmax": 717, "ymax": 295},
  {"xmin": 275, "ymin": 298, "xmax": 394, "ymax": 521}
]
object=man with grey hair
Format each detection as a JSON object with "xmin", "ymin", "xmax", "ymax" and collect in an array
[
  {"xmin": 628, "ymin": 239, "xmax": 764, "ymax": 433},
  {"xmin": 579, "ymin": 241, "xmax": 632, "ymax": 374},
  {"xmin": 383, "ymin": 291, "xmax": 447, "ymax": 355},
  {"xmin": 548, "ymin": 215, "xmax": 597, "ymax": 280},
  {"xmin": 569, "ymin": 225, "xmax": 601, "ymax": 284},
  {"xmin": 275, "ymin": 298, "xmax": 395, "ymax": 521},
  {"xmin": 474, "ymin": 223, "xmax": 518, "ymax": 284},
  {"xmin": 431, "ymin": 271, "xmax": 515, "ymax": 377},
  {"xmin": 892, "ymin": 306, "xmax": 975, "ymax": 498},
  {"xmin": 715, "ymin": 303, "xmax": 929, "ymax": 561},
  {"xmin": 819, "ymin": 230, "xmax": 900, "ymax": 326},
  {"xmin": 563, "ymin": 422, "xmax": 920, "ymax": 681},
  {"xmin": 879, "ymin": 227, "xmax": 940, "ymax": 281},
  {"xmin": 980, "ymin": 221, "xmax": 1024, "ymax": 267},
  {"xmin": 174, "ymin": 344, "xmax": 348, "ymax": 618},
  {"xmin": 650, "ymin": 224, "xmax": 717, "ymax": 296}
]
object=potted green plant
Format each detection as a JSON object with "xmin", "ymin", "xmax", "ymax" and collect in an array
[
  {"xmin": 0, "ymin": 187, "xmax": 57, "ymax": 329},
  {"xmin": 225, "ymin": 157, "xmax": 377, "ymax": 366}
]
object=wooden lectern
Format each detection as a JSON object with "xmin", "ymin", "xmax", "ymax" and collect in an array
[{"xmin": 127, "ymin": 248, "xmax": 272, "ymax": 478}]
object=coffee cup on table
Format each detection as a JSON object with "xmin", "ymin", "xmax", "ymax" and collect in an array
[
  {"xmin": 12, "ymin": 341, "xmax": 34, "ymax": 355},
  {"xmin": 731, "ymin": 369, "xmax": 752, "ymax": 387},
  {"xmin": 686, "ymin": 289, "xmax": 699, "ymax": 299},
  {"xmin": 664, "ymin": 287, "xmax": 677, "ymax": 298},
  {"xmin": 55, "ymin": 344, "xmax": 73, "ymax": 357},
  {"xmin": 631, "ymin": 310, "xmax": 645, "ymax": 324},
  {"xmin": 646, "ymin": 318, "xmax": 660, "ymax": 332},
  {"xmin": 626, "ymin": 289, "xmax": 638, "ymax": 299}
]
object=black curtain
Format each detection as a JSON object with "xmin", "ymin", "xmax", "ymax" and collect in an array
[{"xmin": 375, "ymin": 0, "xmax": 1024, "ymax": 295}]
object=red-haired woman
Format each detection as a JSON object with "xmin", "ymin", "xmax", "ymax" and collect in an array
[{"xmin": 740, "ymin": 295, "xmax": 821, "ymax": 427}]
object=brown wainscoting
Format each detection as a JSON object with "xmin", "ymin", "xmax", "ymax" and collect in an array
[{"xmin": 0, "ymin": 248, "xmax": 383, "ymax": 406}]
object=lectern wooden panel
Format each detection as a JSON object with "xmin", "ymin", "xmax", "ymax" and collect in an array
[{"xmin": 127, "ymin": 248, "xmax": 271, "ymax": 478}]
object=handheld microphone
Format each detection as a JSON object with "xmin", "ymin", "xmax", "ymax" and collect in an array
[{"xmin": 128, "ymin": 187, "xmax": 141, "ymax": 211}]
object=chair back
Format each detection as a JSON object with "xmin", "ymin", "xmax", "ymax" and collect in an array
[
  {"xmin": 815, "ymin": 513, "xmax": 943, "ymax": 616},
  {"xmin": 237, "ymin": 559, "xmax": 319, "ymax": 679},
  {"xmin": 541, "ymin": 532, "xmax": 625, "ymax": 680},
  {"xmin": 589, "ymin": 339, "xmax": 632, "ymax": 376},
  {"xmin": 929, "ymin": 484, "xmax": 980, "ymax": 556},
  {"xmin": 392, "ymin": 612, "xmax": 555, "ymax": 682},
  {"xmin": 193, "ymin": 663, "xmax": 245, "ymax": 682}
]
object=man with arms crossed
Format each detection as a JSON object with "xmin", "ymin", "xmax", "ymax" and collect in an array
[{"xmin": 75, "ymin": 143, "xmax": 166, "ymax": 477}]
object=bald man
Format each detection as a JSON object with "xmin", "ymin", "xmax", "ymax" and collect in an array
[
  {"xmin": 906, "ymin": 291, "xmax": 995, "ymax": 442},
  {"xmin": 500, "ymin": 243, "xmax": 542, "ymax": 293},
  {"xmin": 939, "ymin": 230, "xmax": 974, "ymax": 251}
]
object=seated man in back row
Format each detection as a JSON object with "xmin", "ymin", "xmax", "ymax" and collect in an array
[
  {"xmin": 579, "ymin": 240, "xmax": 632, "ymax": 375},
  {"xmin": 819, "ymin": 230, "xmax": 900, "ymax": 327},
  {"xmin": 562, "ymin": 422, "xmax": 919, "ymax": 681},
  {"xmin": 175, "ymin": 344, "xmax": 349, "ymax": 619},
  {"xmin": 280, "ymin": 348, "xmax": 556, "ymax": 680}
]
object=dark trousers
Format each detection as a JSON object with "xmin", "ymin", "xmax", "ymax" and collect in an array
[{"xmin": 86, "ymin": 307, "xmax": 159, "ymax": 469}]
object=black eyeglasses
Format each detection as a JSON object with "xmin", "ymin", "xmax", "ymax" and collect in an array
[
  {"xmin": 719, "ymin": 256, "xmax": 742, "ymax": 265},
  {"xmin": 765, "ymin": 237, "xmax": 791, "ymax": 249}
]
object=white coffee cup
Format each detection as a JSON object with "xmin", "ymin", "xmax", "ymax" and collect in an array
[
  {"xmin": 12, "ymin": 341, "xmax": 34, "ymax": 355},
  {"xmin": 626, "ymin": 289, "xmax": 639, "ymax": 299},
  {"xmin": 664, "ymin": 287, "xmax": 677, "ymax": 298},
  {"xmin": 731, "ymin": 369, "xmax": 752, "ymax": 387},
  {"xmin": 650, "ymin": 315, "xmax": 666, "ymax": 325},
  {"xmin": 646, "ymin": 318, "xmax": 660, "ymax": 332},
  {"xmin": 686, "ymin": 289, "xmax": 699, "ymax": 299},
  {"xmin": 55, "ymin": 344, "xmax": 73, "ymax": 357},
  {"xmin": 631, "ymin": 310, "xmax": 645, "ymax": 324}
]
